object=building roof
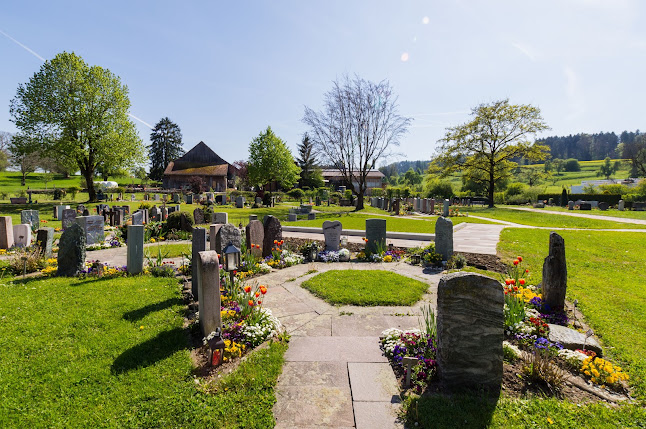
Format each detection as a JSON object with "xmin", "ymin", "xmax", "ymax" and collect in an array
[
  {"xmin": 164, "ymin": 141, "xmax": 231, "ymax": 177},
  {"xmin": 320, "ymin": 169, "xmax": 385, "ymax": 179}
]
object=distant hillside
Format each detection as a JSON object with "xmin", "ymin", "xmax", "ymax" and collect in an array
[
  {"xmin": 537, "ymin": 130, "xmax": 642, "ymax": 161},
  {"xmin": 379, "ymin": 160, "xmax": 430, "ymax": 178}
]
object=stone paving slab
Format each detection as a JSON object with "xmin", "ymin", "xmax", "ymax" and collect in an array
[
  {"xmin": 353, "ymin": 402, "xmax": 403, "ymax": 429},
  {"xmin": 291, "ymin": 314, "xmax": 333, "ymax": 336},
  {"xmin": 332, "ymin": 315, "xmax": 419, "ymax": 337},
  {"xmin": 286, "ymin": 336, "xmax": 388, "ymax": 363},
  {"xmin": 278, "ymin": 311, "xmax": 322, "ymax": 333},
  {"xmin": 279, "ymin": 361, "xmax": 350, "ymax": 388},
  {"xmin": 348, "ymin": 363, "xmax": 400, "ymax": 402},
  {"xmin": 274, "ymin": 385, "xmax": 355, "ymax": 428},
  {"xmin": 453, "ymin": 224, "xmax": 507, "ymax": 255}
]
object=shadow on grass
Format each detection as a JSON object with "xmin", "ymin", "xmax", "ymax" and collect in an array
[
  {"xmin": 122, "ymin": 297, "xmax": 182, "ymax": 322},
  {"xmin": 409, "ymin": 391, "xmax": 500, "ymax": 429},
  {"xmin": 111, "ymin": 327, "xmax": 189, "ymax": 374}
]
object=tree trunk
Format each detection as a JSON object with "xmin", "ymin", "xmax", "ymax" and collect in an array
[
  {"xmin": 355, "ymin": 190, "xmax": 365, "ymax": 211},
  {"xmin": 488, "ymin": 167, "xmax": 495, "ymax": 208},
  {"xmin": 21, "ymin": 172, "xmax": 26, "ymax": 186},
  {"xmin": 84, "ymin": 169, "xmax": 96, "ymax": 202}
]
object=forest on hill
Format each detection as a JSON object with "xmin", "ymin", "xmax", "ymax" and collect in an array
[{"xmin": 537, "ymin": 130, "xmax": 642, "ymax": 161}]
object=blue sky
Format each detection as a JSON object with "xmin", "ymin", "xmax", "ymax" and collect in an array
[{"xmin": 1, "ymin": 1, "xmax": 645, "ymax": 167}]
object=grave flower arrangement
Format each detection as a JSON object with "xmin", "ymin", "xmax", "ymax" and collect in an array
[
  {"xmin": 381, "ymin": 328, "xmax": 437, "ymax": 393},
  {"xmin": 263, "ymin": 240, "xmax": 304, "ymax": 269}
]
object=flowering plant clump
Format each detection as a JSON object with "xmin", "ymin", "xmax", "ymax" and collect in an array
[
  {"xmin": 581, "ymin": 356, "xmax": 629, "ymax": 390},
  {"xmin": 381, "ymin": 328, "xmax": 437, "ymax": 393},
  {"xmin": 317, "ymin": 250, "xmax": 340, "ymax": 263},
  {"xmin": 80, "ymin": 261, "xmax": 128, "ymax": 278},
  {"xmin": 264, "ymin": 248, "xmax": 304, "ymax": 269}
]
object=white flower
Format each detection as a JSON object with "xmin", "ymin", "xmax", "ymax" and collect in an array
[{"xmin": 339, "ymin": 248, "xmax": 350, "ymax": 258}]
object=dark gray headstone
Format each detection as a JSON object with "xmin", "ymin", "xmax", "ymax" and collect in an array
[
  {"xmin": 443, "ymin": 199, "xmax": 450, "ymax": 217},
  {"xmin": 212, "ymin": 212, "xmax": 228, "ymax": 224},
  {"xmin": 579, "ymin": 203, "xmax": 592, "ymax": 210},
  {"xmin": 365, "ymin": 218, "xmax": 386, "ymax": 254},
  {"xmin": 262, "ymin": 216, "xmax": 283, "ymax": 257},
  {"xmin": 127, "ymin": 225, "xmax": 144, "ymax": 275},
  {"xmin": 215, "ymin": 223, "xmax": 242, "ymax": 255},
  {"xmin": 57, "ymin": 223, "xmax": 86, "ymax": 277},
  {"xmin": 132, "ymin": 211, "xmax": 144, "ymax": 226},
  {"xmin": 391, "ymin": 200, "xmax": 400, "ymax": 214},
  {"xmin": 236, "ymin": 196, "xmax": 245, "ymax": 208},
  {"xmin": 598, "ymin": 202, "xmax": 609, "ymax": 211},
  {"xmin": 160, "ymin": 207, "xmax": 168, "ymax": 221},
  {"xmin": 36, "ymin": 227, "xmax": 55, "ymax": 258},
  {"xmin": 62, "ymin": 209, "xmax": 77, "ymax": 230},
  {"xmin": 246, "ymin": 220, "xmax": 264, "ymax": 258},
  {"xmin": 542, "ymin": 232, "xmax": 567, "ymax": 312},
  {"xmin": 437, "ymin": 272, "xmax": 504, "ymax": 391},
  {"xmin": 76, "ymin": 215, "xmax": 105, "ymax": 245},
  {"xmin": 192, "ymin": 227, "xmax": 207, "ymax": 299},
  {"xmin": 308, "ymin": 213, "xmax": 316, "ymax": 220},
  {"xmin": 430, "ymin": 199, "xmax": 435, "ymax": 213},
  {"xmin": 435, "ymin": 217, "xmax": 453, "ymax": 261},
  {"xmin": 185, "ymin": 194, "xmax": 193, "ymax": 204},
  {"xmin": 323, "ymin": 220, "xmax": 342, "ymax": 251},
  {"xmin": 193, "ymin": 208, "xmax": 205, "ymax": 225},
  {"xmin": 288, "ymin": 213, "xmax": 297, "ymax": 222},
  {"xmin": 180, "ymin": 212, "xmax": 193, "ymax": 232},
  {"xmin": 150, "ymin": 206, "xmax": 160, "ymax": 222},
  {"xmin": 21, "ymin": 210, "xmax": 39, "ymax": 229},
  {"xmin": 568, "ymin": 200, "xmax": 574, "ymax": 210}
]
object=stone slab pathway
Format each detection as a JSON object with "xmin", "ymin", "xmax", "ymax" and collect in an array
[
  {"xmin": 506, "ymin": 206, "xmax": 646, "ymax": 225},
  {"xmin": 261, "ymin": 262, "xmax": 442, "ymax": 428}
]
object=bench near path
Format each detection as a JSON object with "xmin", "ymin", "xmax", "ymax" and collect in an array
[{"xmin": 260, "ymin": 262, "xmax": 442, "ymax": 429}]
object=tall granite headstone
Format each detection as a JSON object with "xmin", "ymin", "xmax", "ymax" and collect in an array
[
  {"xmin": 618, "ymin": 200, "xmax": 625, "ymax": 211},
  {"xmin": 127, "ymin": 225, "xmax": 145, "ymax": 274},
  {"xmin": 36, "ymin": 228, "xmax": 55, "ymax": 258},
  {"xmin": 132, "ymin": 211, "xmax": 144, "ymax": 226},
  {"xmin": 235, "ymin": 196, "xmax": 245, "ymax": 208},
  {"xmin": 0, "ymin": 216, "xmax": 14, "ymax": 249},
  {"xmin": 192, "ymin": 227, "xmax": 207, "ymax": 299},
  {"xmin": 437, "ymin": 272, "xmax": 504, "ymax": 391},
  {"xmin": 76, "ymin": 215, "xmax": 105, "ymax": 245},
  {"xmin": 215, "ymin": 223, "xmax": 242, "ymax": 255},
  {"xmin": 21, "ymin": 210, "xmax": 39, "ymax": 229},
  {"xmin": 435, "ymin": 217, "xmax": 453, "ymax": 261},
  {"xmin": 365, "ymin": 219, "xmax": 386, "ymax": 254},
  {"xmin": 197, "ymin": 251, "xmax": 221, "ymax": 337},
  {"xmin": 62, "ymin": 209, "xmax": 77, "ymax": 230},
  {"xmin": 57, "ymin": 223, "xmax": 86, "ymax": 277},
  {"xmin": 443, "ymin": 199, "xmax": 450, "ymax": 217},
  {"xmin": 322, "ymin": 220, "xmax": 342, "ymax": 251},
  {"xmin": 262, "ymin": 216, "xmax": 282, "ymax": 257},
  {"xmin": 213, "ymin": 212, "xmax": 228, "ymax": 224},
  {"xmin": 245, "ymin": 220, "xmax": 264, "ymax": 258},
  {"xmin": 542, "ymin": 232, "xmax": 567, "ymax": 312},
  {"xmin": 193, "ymin": 208, "xmax": 205, "ymax": 225}
]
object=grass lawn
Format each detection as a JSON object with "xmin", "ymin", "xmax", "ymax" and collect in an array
[
  {"xmin": 289, "ymin": 212, "xmax": 495, "ymax": 233},
  {"xmin": 0, "ymin": 275, "xmax": 287, "ymax": 428},
  {"xmin": 467, "ymin": 206, "xmax": 646, "ymax": 229},
  {"xmin": 540, "ymin": 205, "xmax": 646, "ymax": 221},
  {"xmin": 301, "ymin": 269, "xmax": 429, "ymax": 306},
  {"xmin": 144, "ymin": 242, "xmax": 191, "ymax": 258},
  {"xmin": 409, "ymin": 227, "xmax": 646, "ymax": 428}
]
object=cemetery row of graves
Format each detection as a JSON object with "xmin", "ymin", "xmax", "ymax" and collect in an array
[{"xmin": 1, "ymin": 193, "xmax": 645, "ymax": 427}]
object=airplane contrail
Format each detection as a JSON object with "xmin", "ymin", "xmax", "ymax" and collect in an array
[
  {"xmin": 0, "ymin": 28, "xmax": 45, "ymax": 61},
  {"xmin": 128, "ymin": 113, "xmax": 153, "ymax": 129},
  {"xmin": 1, "ymin": 28, "xmax": 153, "ymax": 129}
]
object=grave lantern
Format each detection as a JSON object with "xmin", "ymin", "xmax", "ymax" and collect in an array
[
  {"xmin": 223, "ymin": 242, "xmax": 241, "ymax": 286},
  {"xmin": 207, "ymin": 327, "xmax": 226, "ymax": 366}
]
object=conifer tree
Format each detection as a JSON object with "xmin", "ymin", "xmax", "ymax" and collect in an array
[{"xmin": 149, "ymin": 117, "xmax": 184, "ymax": 181}]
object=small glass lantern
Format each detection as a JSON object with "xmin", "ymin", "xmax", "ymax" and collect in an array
[
  {"xmin": 207, "ymin": 327, "xmax": 226, "ymax": 366},
  {"xmin": 223, "ymin": 242, "xmax": 241, "ymax": 272}
]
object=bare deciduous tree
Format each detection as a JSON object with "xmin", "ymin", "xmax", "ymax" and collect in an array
[{"xmin": 303, "ymin": 75, "xmax": 411, "ymax": 210}]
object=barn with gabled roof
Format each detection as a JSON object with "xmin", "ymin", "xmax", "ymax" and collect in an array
[{"xmin": 162, "ymin": 141, "xmax": 236, "ymax": 191}]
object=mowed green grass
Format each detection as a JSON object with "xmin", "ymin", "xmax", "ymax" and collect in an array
[
  {"xmin": 0, "ymin": 171, "xmax": 145, "ymax": 196},
  {"xmin": 541, "ymin": 205, "xmax": 646, "ymax": 221},
  {"xmin": 410, "ymin": 228, "xmax": 646, "ymax": 428},
  {"xmin": 301, "ymin": 269, "xmax": 429, "ymax": 306},
  {"xmin": 467, "ymin": 206, "xmax": 646, "ymax": 229},
  {"xmin": 0, "ymin": 275, "xmax": 287, "ymax": 428},
  {"xmin": 144, "ymin": 242, "xmax": 191, "ymax": 258}
]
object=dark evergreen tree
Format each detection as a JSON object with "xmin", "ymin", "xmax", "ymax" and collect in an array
[
  {"xmin": 296, "ymin": 133, "xmax": 323, "ymax": 188},
  {"xmin": 149, "ymin": 117, "xmax": 184, "ymax": 181}
]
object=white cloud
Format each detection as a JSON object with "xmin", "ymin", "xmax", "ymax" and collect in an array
[
  {"xmin": 564, "ymin": 65, "xmax": 585, "ymax": 120},
  {"xmin": 511, "ymin": 42, "xmax": 537, "ymax": 62}
]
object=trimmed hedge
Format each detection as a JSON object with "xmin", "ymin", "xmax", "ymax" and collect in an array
[{"xmin": 537, "ymin": 193, "xmax": 622, "ymax": 205}]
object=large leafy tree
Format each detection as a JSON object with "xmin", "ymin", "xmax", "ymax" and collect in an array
[
  {"xmin": 248, "ymin": 126, "xmax": 300, "ymax": 190},
  {"xmin": 296, "ymin": 133, "xmax": 323, "ymax": 189},
  {"xmin": 596, "ymin": 157, "xmax": 622, "ymax": 180},
  {"xmin": 149, "ymin": 117, "xmax": 184, "ymax": 181},
  {"xmin": 433, "ymin": 99, "xmax": 549, "ymax": 207},
  {"xmin": 9, "ymin": 52, "xmax": 144, "ymax": 201},
  {"xmin": 303, "ymin": 75, "xmax": 411, "ymax": 210}
]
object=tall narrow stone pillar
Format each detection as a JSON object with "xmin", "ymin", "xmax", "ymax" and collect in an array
[
  {"xmin": 197, "ymin": 250, "xmax": 221, "ymax": 338},
  {"xmin": 127, "ymin": 225, "xmax": 144, "ymax": 275}
]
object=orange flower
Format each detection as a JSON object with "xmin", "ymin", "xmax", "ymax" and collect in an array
[
  {"xmin": 513, "ymin": 286, "xmax": 518, "ymax": 292},
  {"xmin": 217, "ymin": 254, "xmax": 221, "ymax": 259},
  {"xmin": 280, "ymin": 240, "xmax": 284, "ymax": 245},
  {"xmin": 505, "ymin": 279, "xmax": 511, "ymax": 285},
  {"xmin": 525, "ymin": 269, "xmax": 529, "ymax": 273},
  {"xmin": 255, "ymin": 292, "xmax": 260, "ymax": 297},
  {"xmin": 244, "ymin": 285, "xmax": 251, "ymax": 293},
  {"xmin": 260, "ymin": 286, "xmax": 267, "ymax": 294},
  {"xmin": 520, "ymin": 279, "xmax": 526, "ymax": 285},
  {"xmin": 257, "ymin": 300, "xmax": 262, "ymax": 305},
  {"xmin": 248, "ymin": 300, "xmax": 254, "ymax": 307},
  {"xmin": 517, "ymin": 256, "xmax": 523, "ymax": 262},
  {"xmin": 513, "ymin": 260, "xmax": 519, "ymax": 266},
  {"xmin": 274, "ymin": 240, "xmax": 278, "ymax": 244},
  {"xmin": 510, "ymin": 279, "xmax": 516, "ymax": 285},
  {"xmin": 233, "ymin": 270, "xmax": 237, "ymax": 275},
  {"xmin": 504, "ymin": 290, "xmax": 508, "ymax": 295}
]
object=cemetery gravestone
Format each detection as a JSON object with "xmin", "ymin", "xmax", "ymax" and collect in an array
[
  {"xmin": 598, "ymin": 202, "xmax": 609, "ymax": 211},
  {"xmin": 62, "ymin": 209, "xmax": 77, "ymax": 230},
  {"xmin": 365, "ymin": 219, "xmax": 386, "ymax": 254},
  {"xmin": 568, "ymin": 200, "xmax": 574, "ymax": 210},
  {"xmin": 392, "ymin": 199, "xmax": 400, "ymax": 214},
  {"xmin": 150, "ymin": 207, "xmax": 159, "ymax": 222},
  {"xmin": 245, "ymin": 220, "xmax": 264, "ymax": 258},
  {"xmin": 308, "ymin": 213, "xmax": 316, "ymax": 220},
  {"xmin": 186, "ymin": 194, "xmax": 193, "ymax": 204},
  {"xmin": 1, "ymin": 217, "xmax": 14, "ymax": 249},
  {"xmin": 36, "ymin": 228, "xmax": 54, "ymax": 258},
  {"xmin": 76, "ymin": 216, "xmax": 105, "ymax": 245},
  {"xmin": 127, "ymin": 225, "xmax": 145, "ymax": 274},
  {"xmin": 236, "ymin": 196, "xmax": 245, "ymax": 208},
  {"xmin": 430, "ymin": 199, "xmax": 435, "ymax": 214},
  {"xmin": 209, "ymin": 224, "xmax": 223, "ymax": 251},
  {"xmin": 323, "ymin": 220, "xmax": 342, "ymax": 251},
  {"xmin": 131, "ymin": 194, "xmax": 136, "ymax": 201},
  {"xmin": 213, "ymin": 212, "xmax": 228, "ymax": 224},
  {"xmin": 422, "ymin": 199, "xmax": 428, "ymax": 213},
  {"xmin": 255, "ymin": 197, "xmax": 263, "ymax": 205},
  {"xmin": 132, "ymin": 211, "xmax": 144, "ymax": 226},
  {"xmin": 192, "ymin": 227, "xmax": 207, "ymax": 299},
  {"xmin": 56, "ymin": 205, "xmax": 71, "ymax": 220},
  {"xmin": 197, "ymin": 251, "xmax": 221, "ymax": 337},
  {"xmin": 579, "ymin": 203, "xmax": 592, "ymax": 211},
  {"xmin": 288, "ymin": 213, "xmax": 298, "ymax": 222},
  {"xmin": 618, "ymin": 200, "xmax": 625, "ymax": 211},
  {"xmin": 249, "ymin": 214, "xmax": 258, "ymax": 221},
  {"xmin": 161, "ymin": 207, "xmax": 168, "ymax": 221},
  {"xmin": 542, "ymin": 232, "xmax": 567, "ymax": 312},
  {"xmin": 21, "ymin": 210, "xmax": 39, "ymax": 229},
  {"xmin": 13, "ymin": 224, "xmax": 31, "ymax": 247},
  {"xmin": 57, "ymin": 223, "xmax": 86, "ymax": 277},
  {"xmin": 443, "ymin": 199, "xmax": 450, "ymax": 217},
  {"xmin": 215, "ymin": 224, "xmax": 242, "ymax": 255},
  {"xmin": 437, "ymin": 272, "xmax": 504, "ymax": 391},
  {"xmin": 262, "ymin": 216, "xmax": 283, "ymax": 257},
  {"xmin": 435, "ymin": 217, "xmax": 453, "ymax": 261},
  {"xmin": 193, "ymin": 208, "xmax": 205, "ymax": 225}
]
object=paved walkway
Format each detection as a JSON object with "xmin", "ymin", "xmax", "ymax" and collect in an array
[
  {"xmin": 260, "ymin": 262, "xmax": 442, "ymax": 429},
  {"xmin": 506, "ymin": 206, "xmax": 646, "ymax": 225}
]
